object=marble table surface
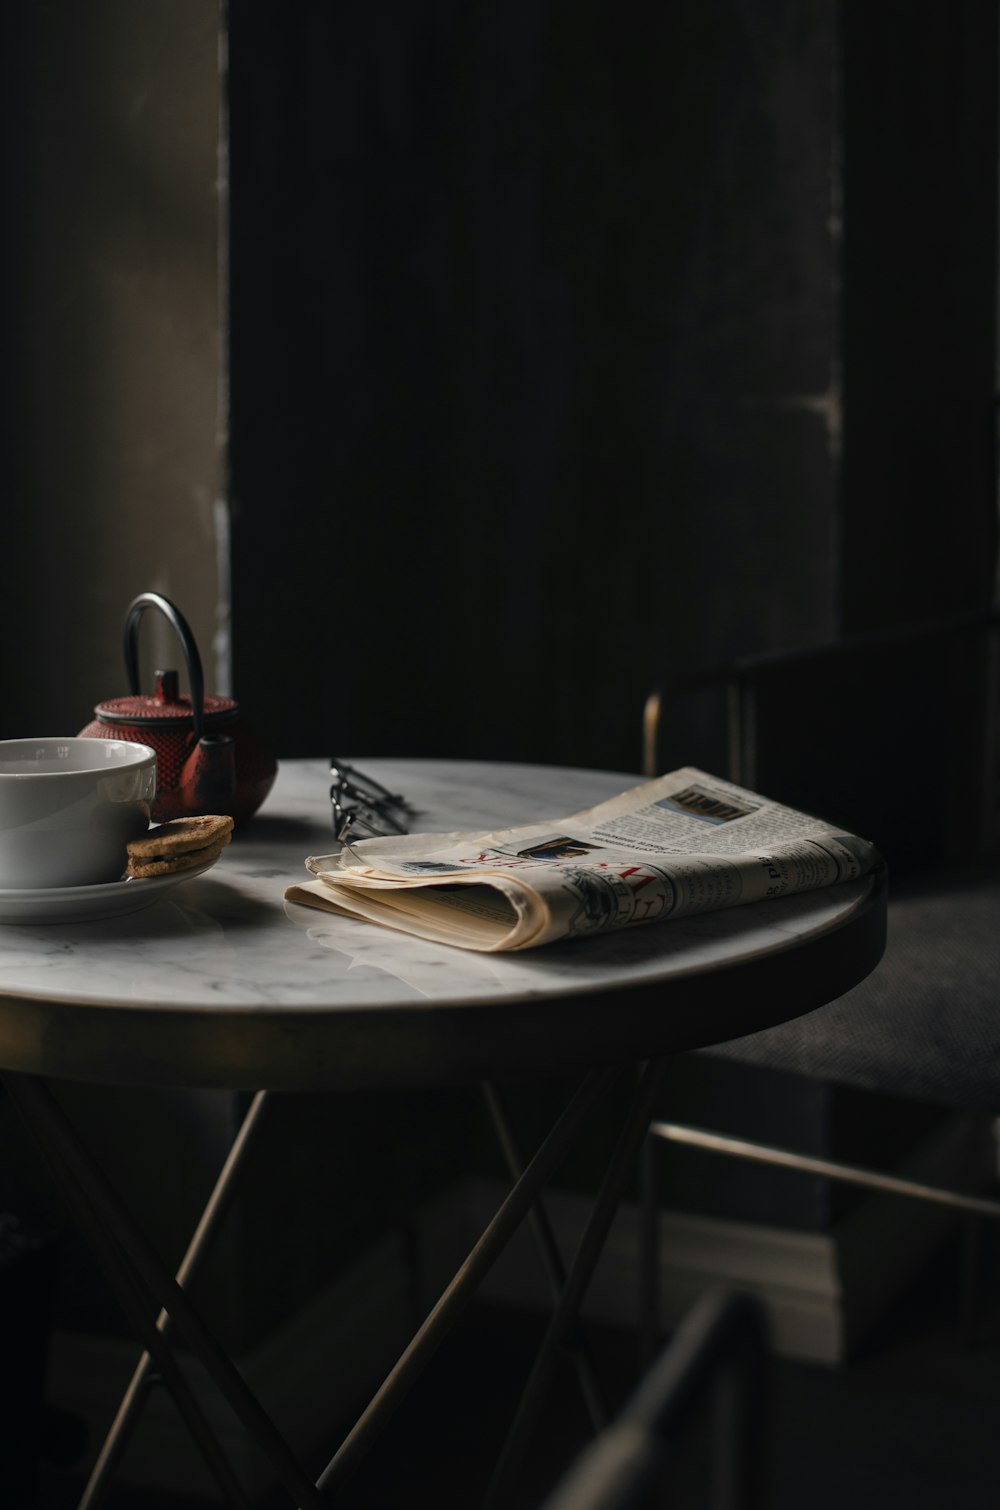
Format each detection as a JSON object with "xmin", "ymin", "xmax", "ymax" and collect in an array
[{"xmin": 0, "ymin": 758, "xmax": 885, "ymax": 1089}]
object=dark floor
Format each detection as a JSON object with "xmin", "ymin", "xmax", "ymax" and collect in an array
[{"xmin": 31, "ymin": 1224, "xmax": 1000, "ymax": 1510}]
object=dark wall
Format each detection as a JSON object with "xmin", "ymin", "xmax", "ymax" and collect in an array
[
  {"xmin": 1, "ymin": 2, "xmax": 223, "ymax": 740},
  {"xmin": 228, "ymin": 1, "xmax": 847, "ymax": 769},
  {"xmin": 841, "ymin": 3, "xmax": 998, "ymax": 629}
]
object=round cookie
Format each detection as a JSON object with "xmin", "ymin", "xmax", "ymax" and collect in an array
[{"xmin": 126, "ymin": 815, "xmax": 234, "ymax": 878}]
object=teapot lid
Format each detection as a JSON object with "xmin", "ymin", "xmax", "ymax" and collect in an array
[{"xmin": 95, "ymin": 669, "xmax": 238, "ymax": 729}]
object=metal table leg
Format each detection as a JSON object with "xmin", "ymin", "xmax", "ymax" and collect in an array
[
  {"xmin": 3, "ymin": 1073, "xmax": 327, "ymax": 1510},
  {"xmin": 482, "ymin": 1057, "xmax": 668, "ymax": 1510},
  {"xmin": 317, "ymin": 1064, "xmax": 624, "ymax": 1493},
  {"xmin": 481, "ymin": 1081, "xmax": 609, "ymax": 1433},
  {"xmin": 5, "ymin": 1058, "xmax": 657, "ymax": 1507},
  {"xmin": 78, "ymin": 1090, "xmax": 271, "ymax": 1510}
]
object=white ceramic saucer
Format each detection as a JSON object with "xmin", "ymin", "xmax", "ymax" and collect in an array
[{"xmin": 0, "ymin": 858, "xmax": 220, "ymax": 925}]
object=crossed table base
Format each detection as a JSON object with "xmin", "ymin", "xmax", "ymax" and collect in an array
[{"xmin": 0, "ymin": 758, "xmax": 886, "ymax": 1507}]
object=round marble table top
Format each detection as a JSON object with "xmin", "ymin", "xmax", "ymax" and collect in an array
[{"xmin": 0, "ymin": 758, "xmax": 886, "ymax": 1089}]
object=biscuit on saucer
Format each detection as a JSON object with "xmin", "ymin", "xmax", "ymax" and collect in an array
[{"xmin": 126, "ymin": 815, "xmax": 234, "ymax": 878}]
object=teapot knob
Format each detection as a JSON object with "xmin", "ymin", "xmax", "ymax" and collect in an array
[{"xmin": 155, "ymin": 669, "xmax": 180, "ymax": 704}]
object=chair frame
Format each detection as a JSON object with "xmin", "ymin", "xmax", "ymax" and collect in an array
[
  {"xmin": 640, "ymin": 604, "xmax": 1000, "ymax": 1351},
  {"xmin": 644, "ymin": 606, "xmax": 1000, "ymax": 852},
  {"xmin": 542, "ymin": 1288, "xmax": 769, "ymax": 1510}
]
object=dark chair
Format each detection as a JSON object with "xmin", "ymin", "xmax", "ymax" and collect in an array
[
  {"xmin": 540, "ymin": 1288, "xmax": 768, "ymax": 1510},
  {"xmin": 640, "ymin": 608, "xmax": 1000, "ymax": 1335}
]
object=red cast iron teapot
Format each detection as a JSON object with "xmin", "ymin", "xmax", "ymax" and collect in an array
[{"xmin": 79, "ymin": 592, "xmax": 277, "ymax": 825}]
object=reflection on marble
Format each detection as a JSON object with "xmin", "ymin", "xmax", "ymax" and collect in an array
[{"xmin": 0, "ymin": 759, "xmax": 874, "ymax": 1014}]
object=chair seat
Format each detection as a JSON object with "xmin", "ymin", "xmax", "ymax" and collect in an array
[{"xmin": 705, "ymin": 865, "xmax": 1000, "ymax": 1112}]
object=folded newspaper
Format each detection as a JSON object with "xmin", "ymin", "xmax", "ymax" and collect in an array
[{"xmin": 285, "ymin": 767, "xmax": 879, "ymax": 953}]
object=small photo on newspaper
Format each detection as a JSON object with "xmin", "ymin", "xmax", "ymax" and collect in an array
[{"xmin": 284, "ymin": 767, "xmax": 880, "ymax": 953}]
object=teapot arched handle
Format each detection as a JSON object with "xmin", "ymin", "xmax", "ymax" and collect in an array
[{"xmin": 123, "ymin": 593, "xmax": 206, "ymax": 742}]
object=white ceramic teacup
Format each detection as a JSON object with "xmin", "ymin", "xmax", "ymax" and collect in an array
[{"xmin": 0, "ymin": 738, "xmax": 156, "ymax": 890}]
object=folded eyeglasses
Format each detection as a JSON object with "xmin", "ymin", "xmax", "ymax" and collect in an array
[{"xmin": 329, "ymin": 759, "xmax": 416, "ymax": 843}]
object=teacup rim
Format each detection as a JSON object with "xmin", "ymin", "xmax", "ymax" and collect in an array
[{"xmin": 0, "ymin": 737, "xmax": 156, "ymax": 777}]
